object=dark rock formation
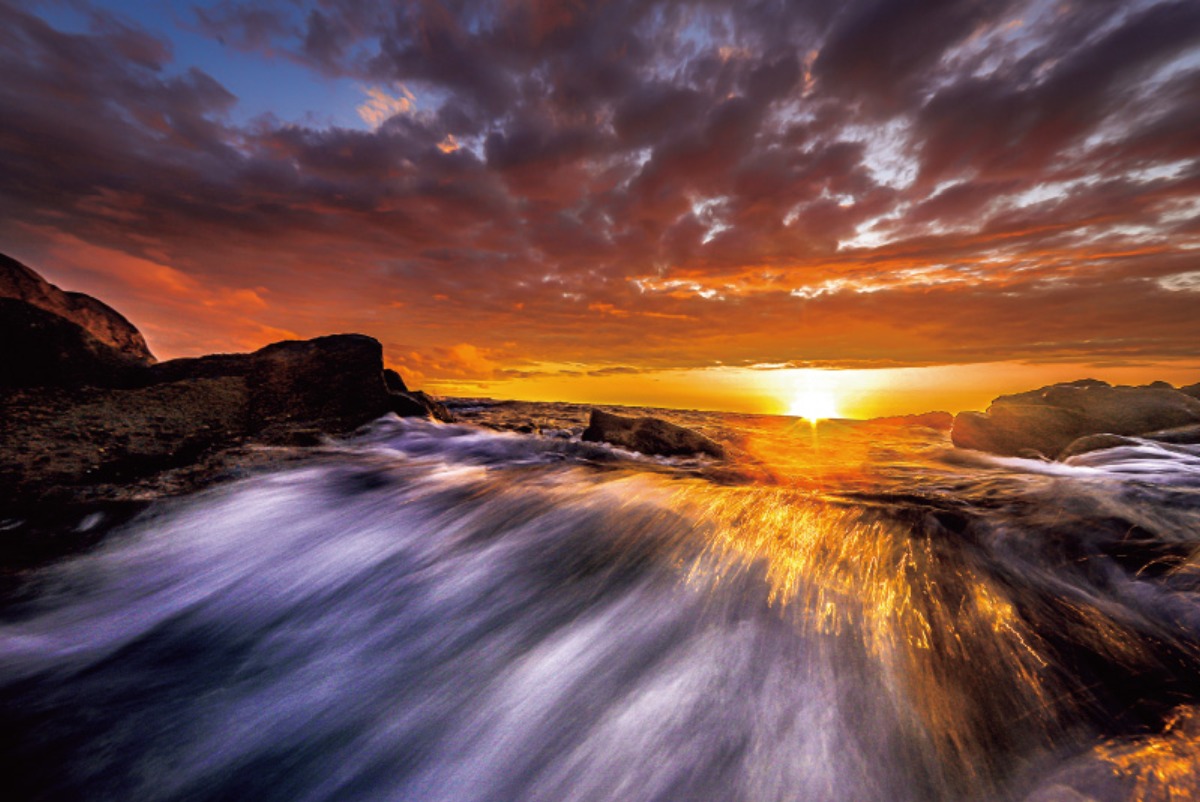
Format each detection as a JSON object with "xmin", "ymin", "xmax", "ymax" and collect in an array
[
  {"xmin": 952, "ymin": 404, "xmax": 1083, "ymax": 458},
  {"xmin": 0, "ymin": 258, "xmax": 453, "ymax": 541},
  {"xmin": 1058, "ymin": 433, "xmax": 1144, "ymax": 459},
  {"xmin": 1143, "ymin": 424, "xmax": 1200, "ymax": 445},
  {"xmin": 0, "ymin": 299, "xmax": 146, "ymax": 387},
  {"xmin": 1180, "ymin": 382, "xmax": 1200, "ymax": 401},
  {"xmin": 0, "ymin": 253, "xmax": 153, "ymax": 363},
  {"xmin": 248, "ymin": 335, "xmax": 397, "ymax": 434},
  {"xmin": 1059, "ymin": 423, "xmax": 1200, "ymax": 458},
  {"xmin": 581, "ymin": 408, "xmax": 725, "ymax": 459},
  {"xmin": 391, "ymin": 389, "xmax": 452, "ymax": 422},
  {"xmin": 952, "ymin": 380, "xmax": 1200, "ymax": 458},
  {"xmin": 383, "ymin": 369, "xmax": 408, "ymax": 393}
]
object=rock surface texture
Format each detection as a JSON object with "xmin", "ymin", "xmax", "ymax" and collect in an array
[
  {"xmin": 581, "ymin": 408, "xmax": 726, "ymax": 459},
  {"xmin": 951, "ymin": 380, "xmax": 1200, "ymax": 458}
]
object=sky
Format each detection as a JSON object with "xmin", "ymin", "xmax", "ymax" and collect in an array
[{"xmin": 1, "ymin": 0, "xmax": 1198, "ymax": 416}]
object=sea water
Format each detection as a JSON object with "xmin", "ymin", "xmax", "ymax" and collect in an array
[{"xmin": 2, "ymin": 404, "xmax": 1200, "ymax": 801}]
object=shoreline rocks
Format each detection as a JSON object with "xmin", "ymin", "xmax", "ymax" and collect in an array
[
  {"xmin": 1, "ymin": 254, "xmax": 453, "ymax": 562},
  {"xmin": 581, "ymin": 408, "xmax": 726, "ymax": 459},
  {"xmin": 951, "ymin": 379, "xmax": 1200, "ymax": 459}
]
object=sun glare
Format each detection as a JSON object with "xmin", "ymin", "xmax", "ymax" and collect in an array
[{"xmin": 787, "ymin": 387, "xmax": 842, "ymax": 421}]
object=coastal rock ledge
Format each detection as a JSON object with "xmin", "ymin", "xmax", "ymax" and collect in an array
[
  {"xmin": 0, "ymin": 254, "xmax": 451, "ymax": 527},
  {"xmin": 951, "ymin": 379, "xmax": 1200, "ymax": 459}
]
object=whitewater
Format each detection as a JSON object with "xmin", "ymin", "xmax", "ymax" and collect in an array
[{"xmin": 3, "ymin": 402, "xmax": 1200, "ymax": 801}]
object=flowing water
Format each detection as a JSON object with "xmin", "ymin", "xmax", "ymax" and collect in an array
[{"xmin": 3, "ymin": 402, "xmax": 1200, "ymax": 801}]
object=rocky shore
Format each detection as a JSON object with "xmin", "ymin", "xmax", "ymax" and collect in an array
[
  {"xmin": 951, "ymin": 379, "xmax": 1200, "ymax": 459},
  {"xmin": 1, "ymin": 255, "xmax": 451, "ymax": 568},
  {"xmin": 6, "ymin": 251, "xmax": 1200, "ymax": 570}
]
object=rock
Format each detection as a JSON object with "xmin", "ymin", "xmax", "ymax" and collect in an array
[
  {"xmin": 390, "ymin": 389, "xmax": 453, "ymax": 422},
  {"xmin": 1142, "ymin": 424, "xmax": 1200, "ymax": 445},
  {"xmin": 0, "ymin": 298, "xmax": 146, "ymax": 387},
  {"xmin": 581, "ymin": 408, "xmax": 725, "ymax": 459},
  {"xmin": 1061, "ymin": 425, "xmax": 1200, "ymax": 458},
  {"xmin": 1179, "ymin": 382, "xmax": 1200, "ymax": 401},
  {"xmin": 951, "ymin": 380, "xmax": 1200, "ymax": 458},
  {"xmin": 0, "ymin": 257, "xmax": 457, "ymax": 569},
  {"xmin": 1, "ymin": 333, "xmax": 456, "ymax": 515},
  {"xmin": 248, "ymin": 334, "xmax": 394, "ymax": 434},
  {"xmin": 139, "ymin": 336, "xmax": 453, "ymax": 425},
  {"xmin": 0, "ymin": 253, "xmax": 154, "ymax": 363},
  {"xmin": 1059, "ymin": 433, "xmax": 1143, "ymax": 459},
  {"xmin": 383, "ymin": 369, "xmax": 408, "ymax": 393},
  {"xmin": 952, "ymin": 405, "xmax": 1085, "ymax": 457}
]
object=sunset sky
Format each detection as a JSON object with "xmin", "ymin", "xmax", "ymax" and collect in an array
[{"xmin": 2, "ymin": 0, "xmax": 1198, "ymax": 416}]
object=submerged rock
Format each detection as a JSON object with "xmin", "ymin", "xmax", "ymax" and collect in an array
[
  {"xmin": 581, "ymin": 408, "xmax": 725, "ymax": 459},
  {"xmin": 951, "ymin": 380, "xmax": 1200, "ymax": 458}
]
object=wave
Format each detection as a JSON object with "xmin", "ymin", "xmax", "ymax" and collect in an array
[{"xmin": 3, "ymin": 414, "xmax": 1200, "ymax": 800}]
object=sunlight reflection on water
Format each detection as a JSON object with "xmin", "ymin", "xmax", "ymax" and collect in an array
[{"xmin": 1, "ymin": 413, "xmax": 1199, "ymax": 801}]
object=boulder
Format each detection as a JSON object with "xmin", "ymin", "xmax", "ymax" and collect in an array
[
  {"xmin": 0, "ymin": 253, "xmax": 153, "ymax": 363},
  {"xmin": 952, "ymin": 405, "xmax": 1085, "ymax": 457},
  {"xmin": 143, "ymin": 335, "xmax": 454, "ymax": 430},
  {"xmin": 1180, "ymin": 382, "xmax": 1200, "ymax": 401},
  {"xmin": 1143, "ymin": 424, "xmax": 1200, "ymax": 445},
  {"xmin": 247, "ymin": 334, "xmax": 394, "ymax": 433},
  {"xmin": 391, "ymin": 389, "xmax": 453, "ymax": 422},
  {"xmin": 1059, "ymin": 433, "xmax": 1143, "ymax": 459},
  {"xmin": 1060, "ymin": 425, "xmax": 1200, "ymax": 458},
  {"xmin": 581, "ymin": 408, "xmax": 725, "ymax": 459},
  {"xmin": 0, "ymin": 298, "xmax": 146, "ymax": 388},
  {"xmin": 951, "ymin": 380, "xmax": 1200, "ymax": 458}
]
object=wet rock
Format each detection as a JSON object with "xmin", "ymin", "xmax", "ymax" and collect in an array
[
  {"xmin": 248, "ymin": 334, "xmax": 393, "ymax": 433},
  {"xmin": 581, "ymin": 408, "xmax": 725, "ymax": 459},
  {"xmin": 383, "ymin": 369, "xmax": 408, "ymax": 393},
  {"xmin": 951, "ymin": 405, "xmax": 1084, "ymax": 458},
  {"xmin": 0, "ymin": 253, "xmax": 153, "ymax": 363},
  {"xmin": 1142, "ymin": 423, "xmax": 1200, "ymax": 445},
  {"xmin": 1059, "ymin": 433, "xmax": 1143, "ymax": 459},
  {"xmin": 951, "ymin": 380, "xmax": 1200, "ymax": 458},
  {"xmin": 1, "ymin": 332, "xmax": 455, "ymax": 507}
]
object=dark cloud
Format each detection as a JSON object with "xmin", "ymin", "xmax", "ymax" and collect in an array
[{"xmin": 0, "ymin": 0, "xmax": 1196, "ymax": 378}]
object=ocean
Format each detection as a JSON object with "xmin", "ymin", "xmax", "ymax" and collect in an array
[{"xmin": 2, "ymin": 400, "xmax": 1200, "ymax": 801}]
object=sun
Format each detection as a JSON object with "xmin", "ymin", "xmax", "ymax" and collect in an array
[{"xmin": 787, "ymin": 387, "xmax": 842, "ymax": 421}]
